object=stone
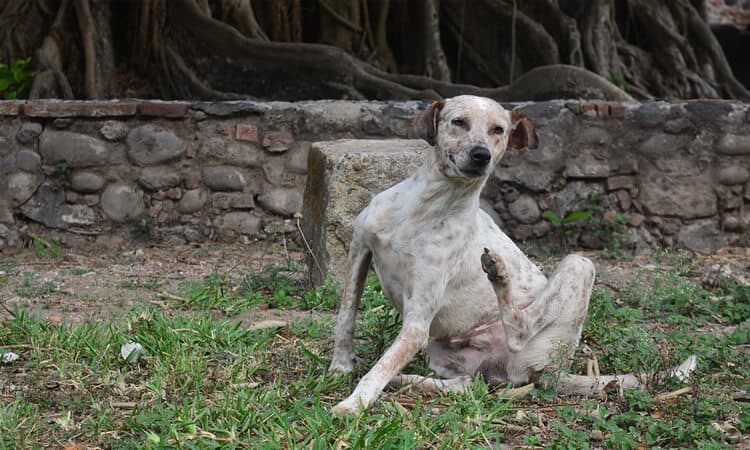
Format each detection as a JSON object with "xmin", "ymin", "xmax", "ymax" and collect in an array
[
  {"xmin": 640, "ymin": 176, "xmax": 716, "ymax": 219},
  {"xmin": 39, "ymin": 130, "xmax": 109, "ymax": 167},
  {"xmin": 0, "ymin": 198, "xmax": 13, "ymax": 223},
  {"xmin": 126, "ymin": 125, "xmax": 185, "ymax": 166},
  {"xmin": 723, "ymin": 216, "xmax": 746, "ymax": 232},
  {"xmin": 302, "ymin": 139, "xmax": 428, "ymax": 286},
  {"xmin": 137, "ymin": 167, "xmax": 182, "ymax": 191},
  {"xmin": 166, "ymin": 187, "xmax": 182, "ymax": 200},
  {"xmin": 1, "ymin": 154, "xmax": 15, "ymax": 174},
  {"xmin": 52, "ymin": 118, "xmax": 73, "ymax": 129},
  {"xmin": 324, "ymin": 101, "xmax": 361, "ymax": 128},
  {"xmin": 613, "ymin": 159, "xmax": 639, "ymax": 175},
  {"xmin": 70, "ymin": 171, "xmax": 105, "ymax": 193},
  {"xmin": 212, "ymin": 192, "xmax": 255, "ymax": 209},
  {"xmin": 235, "ymin": 124, "xmax": 258, "ymax": 142},
  {"xmin": 286, "ymin": 142, "xmax": 311, "ymax": 174},
  {"xmin": 631, "ymin": 102, "xmax": 670, "ymax": 128},
  {"xmin": 258, "ymin": 187, "xmax": 302, "ymax": 217},
  {"xmin": 201, "ymin": 137, "xmax": 261, "ymax": 167},
  {"xmin": 16, "ymin": 122, "xmax": 43, "ymax": 144},
  {"xmin": 60, "ymin": 204, "xmax": 97, "ymax": 227},
  {"xmin": 101, "ymin": 183, "xmax": 145, "ymax": 222},
  {"xmin": 677, "ymin": 220, "xmax": 728, "ymax": 252},
  {"xmin": 65, "ymin": 191, "xmax": 78, "ymax": 203},
  {"xmin": 100, "ymin": 120, "xmax": 129, "ymax": 141},
  {"xmin": 138, "ymin": 101, "xmax": 189, "ymax": 118},
  {"xmin": 718, "ymin": 166, "xmax": 749, "ymax": 185},
  {"xmin": 184, "ymin": 171, "xmax": 202, "ymax": 189},
  {"xmin": 263, "ymin": 219, "xmax": 297, "ymax": 234},
  {"xmin": 7, "ymin": 171, "xmax": 43, "ymax": 206},
  {"xmin": 563, "ymin": 158, "xmax": 609, "ymax": 179},
  {"xmin": 716, "ymin": 134, "xmax": 750, "ymax": 155},
  {"xmin": 616, "ymin": 190, "xmax": 632, "ymax": 210},
  {"xmin": 191, "ymin": 101, "xmax": 270, "ymax": 116},
  {"xmin": 496, "ymin": 163, "xmax": 555, "ymax": 192},
  {"xmin": 508, "ymin": 194, "xmax": 541, "ymax": 224},
  {"xmin": 203, "ymin": 166, "xmax": 246, "ymax": 191},
  {"xmin": 606, "ymin": 176, "xmax": 635, "ymax": 191},
  {"xmin": 16, "ymin": 149, "xmax": 41, "ymax": 172},
  {"xmin": 637, "ymin": 133, "xmax": 687, "ymax": 158},
  {"xmin": 0, "ymin": 136, "xmax": 10, "ymax": 156},
  {"xmin": 684, "ymin": 101, "xmax": 735, "ymax": 123},
  {"xmin": 263, "ymin": 157, "xmax": 286, "ymax": 186},
  {"xmin": 177, "ymin": 189, "xmax": 208, "ymax": 213},
  {"xmin": 20, "ymin": 182, "xmax": 76, "ymax": 228},
  {"xmin": 83, "ymin": 194, "xmax": 99, "ymax": 206},
  {"xmin": 555, "ymin": 181, "xmax": 603, "ymax": 213},
  {"xmin": 262, "ymin": 130, "xmax": 294, "ymax": 153},
  {"xmin": 183, "ymin": 227, "xmax": 205, "ymax": 243},
  {"xmin": 218, "ymin": 212, "xmax": 262, "ymax": 235}
]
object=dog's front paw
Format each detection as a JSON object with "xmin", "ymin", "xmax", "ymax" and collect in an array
[
  {"xmin": 481, "ymin": 248, "xmax": 507, "ymax": 283},
  {"xmin": 332, "ymin": 397, "xmax": 363, "ymax": 415}
]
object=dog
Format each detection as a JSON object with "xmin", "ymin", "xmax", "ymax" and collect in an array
[{"xmin": 328, "ymin": 95, "xmax": 696, "ymax": 414}]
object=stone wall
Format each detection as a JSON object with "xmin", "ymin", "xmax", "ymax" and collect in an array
[{"xmin": 1, "ymin": 99, "xmax": 749, "ymax": 255}]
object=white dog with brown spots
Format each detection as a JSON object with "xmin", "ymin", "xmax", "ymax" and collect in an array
[{"xmin": 329, "ymin": 95, "xmax": 696, "ymax": 415}]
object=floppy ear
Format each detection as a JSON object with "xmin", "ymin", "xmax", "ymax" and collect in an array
[
  {"xmin": 509, "ymin": 111, "xmax": 539, "ymax": 150},
  {"xmin": 410, "ymin": 100, "xmax": 445, "ymax": 146}
]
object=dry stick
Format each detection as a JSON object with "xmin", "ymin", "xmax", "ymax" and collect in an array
[
  {"xmin": 296, "ymin": 217, "xmax": 325, "ymax": 281},
  {"xmin": 656, "ymin": 386, "xmax": 692, "ymax": 401}
]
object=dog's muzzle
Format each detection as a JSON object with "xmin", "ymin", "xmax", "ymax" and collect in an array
[{"xmin": 470, "ymin": 146, "xmax": 491, "ymax": 166}]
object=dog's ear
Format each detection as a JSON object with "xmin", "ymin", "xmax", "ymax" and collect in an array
[
  {"xmin": 509, "ymin": 111, "xmax": 539, "ymax": 150},
  {"xmin": 410, "ymin": 100, "xmax": 445, "ymax": 146}
]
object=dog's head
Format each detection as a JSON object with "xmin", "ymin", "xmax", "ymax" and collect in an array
[{"xmin": 412, "ymin": 95, "xmax": 538, "ymax": 180}]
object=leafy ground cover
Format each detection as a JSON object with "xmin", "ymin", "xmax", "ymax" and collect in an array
[{"xmin": 0, "ymin": 243, "xmax": 748, "ymax": 448}]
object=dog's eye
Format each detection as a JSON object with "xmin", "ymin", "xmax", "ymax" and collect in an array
[
  {"xmin": 451, "ymin": 118, "xmax": 469, "ymax": 129},
  {"xmin": 491, "ymin": 126, "xmax": 505, "ymax": 135}
]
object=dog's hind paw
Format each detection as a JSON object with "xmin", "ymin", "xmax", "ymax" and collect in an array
[{"xmin": 481, "ymin": 248, "xmax": 508, "ymax": 284}]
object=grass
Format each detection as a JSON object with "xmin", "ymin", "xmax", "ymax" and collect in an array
[{"xmin": 0, "ymin": 257, "xmax": 748, "ymax": 448}]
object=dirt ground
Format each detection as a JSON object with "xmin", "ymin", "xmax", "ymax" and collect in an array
[
  {"xmin": 2, "ymin": 240, "xmax": 749, "ymax": 327},
  {"xmin": 0, "ymin": 241, "xmax": 325, "ymax": 327}
]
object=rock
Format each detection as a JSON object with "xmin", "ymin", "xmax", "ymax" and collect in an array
[
  {"xmin": 496, "ymin": 163, "xmax": 556, "ymax": 192},
  {"xmin": 218, "ymin": 212, "xmax": 262, "ymax": 235},
  {"xmin": 263, "ymin": 157, "xmax": 286, "ymax": 186},
  {"xmin": 16, "ymin": 122, "xmax": 43, "ymax": 144},
  {"xmin": 65, "ymin": 191, "xmax": 78, "ymax": 203},
  {"xmin": 16, "ymin": 150, "xmax": 41, "ymax": 172},
  {"xmin": 563, "ymin": 158, "xmax": 609, "ymax": 179},
  {"xmin": 202, "ymin": 166, "xmax": 246, "ymax": 191},
  {"xmin": 718, "ymin": 166, "xmax": 749, "ymax": 185},
  {"xmin": 177, "ymin": 189, "xmax": 208, "ymax": 213},
  {"xmin": 606, "ymin": 176, "xmax": 635, "ymax": 191},
  {"xmin": 212, "ymin": 192, "xmax": 255, "ymax": 209},
  {"xmin": 20, "ymin": 183, "xmax": 64, "ymax": 228},
  {"xmin": 723, "ymin": 216, "xmax": 746, "ymax": 232},
  {"xmin": 52, "ymin": 118, "xmax": 73, "ymax": 129},
  {"xmin": 101, "ymin": 183, "xmax": 145, "ymax": 222},
  {"xmin": 302, "ymin": 139, "xmax": 427, "ymax": 286},
  {"xmin": 323, "ymin": 101, "xmax": 361, "ymax": 129},
  {"xmin": 677, "ymin": 220, "xmax": 728, "ymax": 252},
  {"xmin": 1, "ymin": 154, "xmax": 15, "ymax": 174},
  {"xmin": 716, "ymin": 134, "xmax": 750, "ymax": 155},
  {"xmin": 70, "ymin": 171, "xmax": 105, "ymax": 193},
  {"xmin": 100, "ymin": 120, "xmax": 129, "ymax": 141},
  {"xmin": 264, "ymin": 219, "xmax": 297, "ymax": 234},
  {"xmin": 126, "ymin": 125, "xmax": 185, "ymax": 166},
  {"xmin": 286, "ymin": 142, "xmax": 311, "ymax": 173},
  {"xmin": 262, "ymin": 130, "xmax": 294, "ymax": 153},
  {"xmin": 640, "ymin": 176, "xmax": 716, "ymax": 219},
  {"xmin": 137, "ymin": 167, "xmax": 182, "ymax": 191},
  {"xmin": 631, "ymin": 102, "xmax": 670, "ymax": 128},
  {"xmin": 508, "ymin": 195, "xmax": 541, "ymax": 224},
  {"xmin": 183, "ymin": 227, "xmax": 205, "ymax": 243},
  {"xmin": 60, "ymin": 204, "xmax": 97, "ymax": 227},
  {"xmin": 0, "ymin": 136, "xmax": 10, "ymax": 156},
  {"xmin": 191, "ymin": 101, "xmax": 270, "ymax": 116},
  {"xmin": 590, "ymin": 430, "xmax": 604, "ymax": 442},
  {"xmin": 0, "ymin": 198, "xmax": 13, "ymax": 223},
  {"xmin": 7, "ymin": 171, "xmax": 43, "ymax": 206},
  {"xmin": 638, "ymin": 133, "xmax": 687, "ymax": 158},
  {"xmin": 201, "ymin": 137, "xmax": 262, "ymax": 167},
  {"xmin": 39, "ymin": 130, "xmax": 109, "ymax": 167},
  {"xmin": 258, "ymin": 187, "xmax": 303, "ymax": 217},
  {"xmin": 685, "ymin": 101, "xmax": 735, "ymax": 123}
]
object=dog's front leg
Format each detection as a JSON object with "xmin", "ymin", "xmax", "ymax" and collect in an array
[
  {"xmin": 332, "ymin": 314, "xmax": 431, "ymax": 415},
  {"xmin": 329, "ymin": 233, "xmax": 372, "ymax": 374}
]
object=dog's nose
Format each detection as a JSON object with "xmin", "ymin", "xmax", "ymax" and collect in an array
[{"xmin": 470, "ymin": 146, "xmax": 491, "ymax": 164}]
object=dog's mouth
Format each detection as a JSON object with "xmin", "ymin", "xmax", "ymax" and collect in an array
[{"xmin": 448, "ymin": 154, "xmax": 486, "ymax": 178}]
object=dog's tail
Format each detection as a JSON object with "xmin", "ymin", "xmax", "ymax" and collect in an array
[{"xmin": 554, "ymin": 354, "xmax": 697, "ymax": 396}]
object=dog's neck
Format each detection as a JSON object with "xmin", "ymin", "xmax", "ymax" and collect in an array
[{"xmin": 407, "ymin": 148, "xmax": 488, "ymax": 218}]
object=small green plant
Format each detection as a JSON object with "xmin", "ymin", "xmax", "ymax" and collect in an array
[
  {"xmin": 610, "ymin": 71, "xmax": 630, "ymax": 92},
  {"xmin": 543, "ymin": 198, "xmax": 593, "ymax": 248},
  {"xmin": 129, "ymin": 214, "xmax": 155, "ymax": 241},
  {"xmin": 587, "ymin": 193, "xmax": 632, "ymax": 259},
  {"xmin": 32, "ymin": 235, "xmax": 61, "ymax": 259},
  {"xmin": 0, "ymin": 57, "xmax": 34, "ymax": 99},
  {"xmin": 53, "ymin": 160, "xmax": 72, "ymax": 188}
]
